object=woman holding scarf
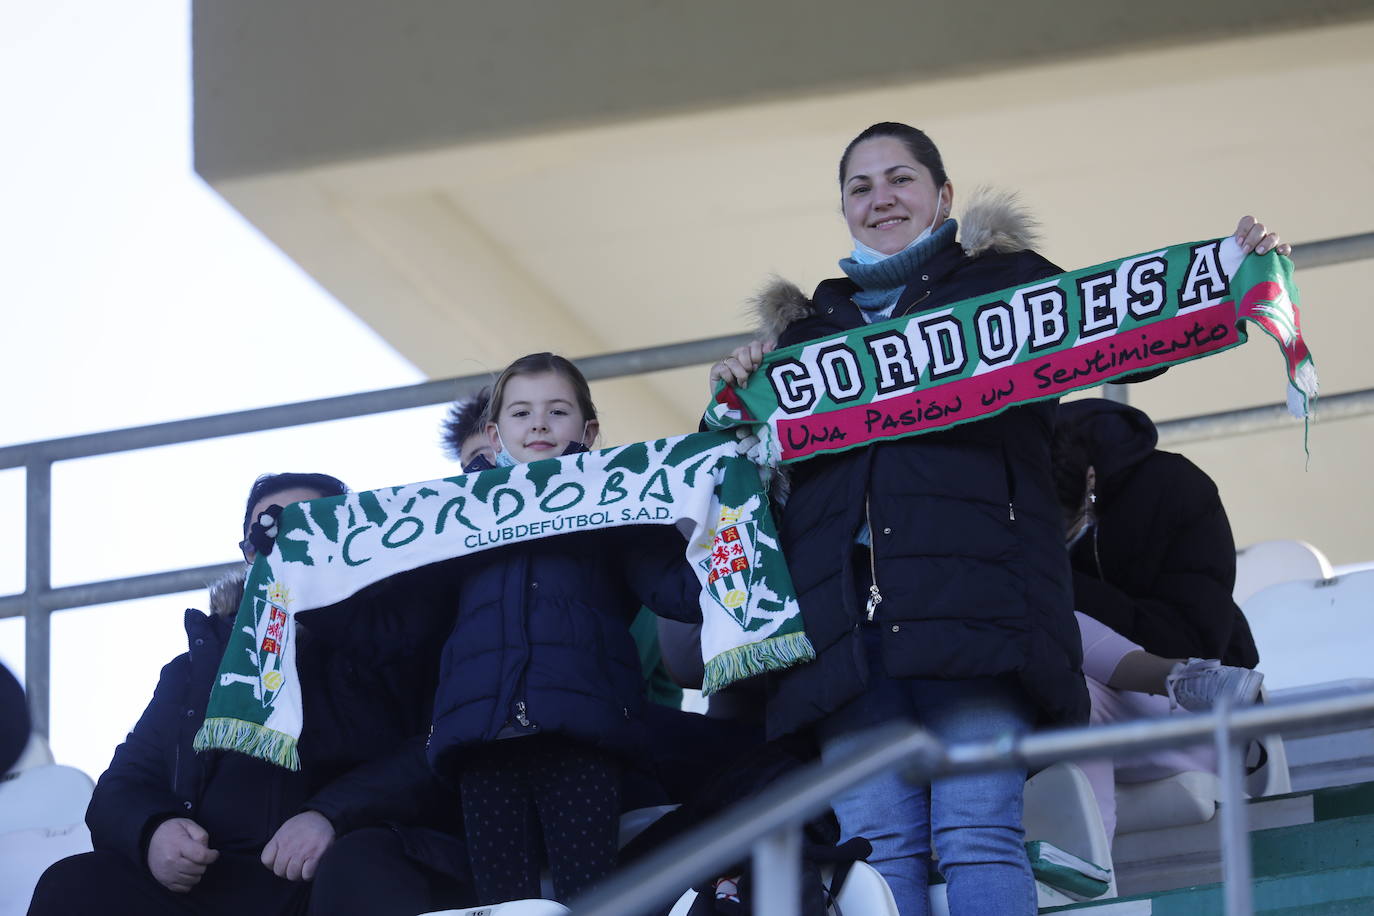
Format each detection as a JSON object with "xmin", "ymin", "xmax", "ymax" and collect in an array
[{"xmin": 709, "ymin": 121, "xmax": 1287, "ymax": 915}]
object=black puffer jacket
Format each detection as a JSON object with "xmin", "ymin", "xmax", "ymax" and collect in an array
[
  {"xmin": 1060, "ymin": 399, "xmax": 1259, "ymax": 668},
  {"xmin": 85, "ymin": 569, "xmax": 468, "ymax": 881},
  {"xmin": 759, "ymin": 192, "xmax": 1089, "ymax": 736},
  {"xmin": 426, "ymin": 497, "xmax": 702, "ymax": 777}
]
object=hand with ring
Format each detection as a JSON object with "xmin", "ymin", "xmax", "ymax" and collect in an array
[{"xmin": 708, "ymin": 339, "xmax": 776, "ymax": 393}]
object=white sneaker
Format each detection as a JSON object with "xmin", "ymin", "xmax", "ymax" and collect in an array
[{"xmin": 1165, "ymin": 658, "xmax": 1265, "ymax": 712}]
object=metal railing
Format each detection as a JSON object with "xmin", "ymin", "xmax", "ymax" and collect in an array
[
  {"xmin": 3, "ymin": 230, "xmax": 1372, "ymax": 738},
  {"xmin": 571, "ymin": 682, "xmax": 1374, "ymax": 916}
]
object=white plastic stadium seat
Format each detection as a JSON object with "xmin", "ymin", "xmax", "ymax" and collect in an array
[
  {"xmin": 667, "ymin": 887, "xmax": 696, "ymax": 916},
  {"xmin": 1233, "ymin": 539, "xmax": 1333, "ymax": 606},
  {"xmin": 0, "ymin": 763, "xmax": 94, "ymax": 835},
  {"xmin": 1022, "ymin": 761, "xmax": 1117, "ymax": 899},
  {"xmin": 831, "ymin": 860, "xmax": 899, "ymax": 914},
  {"xmin": 6, "ymin": 733, "xmax": 55, "ymax": 775},
  {"xmin": 0, "ymin": 822, "xmax": 93, "ymax": 916},
  {"xmin": 1117, "ymin": 726, "xmax": 1291, "ymax": 813},
  {"xmin": 1115, "ymin": 769, "xmax": 1219, "ymax": 835},
  {"xmin": 1246, "ymin": 686, "xmax": 1292, "ymax": 799},
  {"xmin": 1113, "ymin": 689, "xmax": 1290, "ymax": 837},
  {"xmin": 417, "ymin": 901, "xmax": 569, "ymax": 916},
  {"xmin": 0, "ymin": 763, "xmax": 96, "ymax": 916},
  {"xmin": 1241, "ymin": 569, "xmax": 1374, "ymax": 691}
]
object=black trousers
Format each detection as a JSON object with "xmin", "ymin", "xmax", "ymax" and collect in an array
[
  {"xmin": 27, "ymin": 849, "xmax": 309, "ymax": 916},
  {"xmin": 460, "ymin": 736, "xmax": 621, "ymax": 904},
  {"xmin": 308, "ymin": 826, "xmax": 474, "ymax": 916},
  {"xmin": 30, "ymin": 830, "xmax": 473, "ymax": 916}
]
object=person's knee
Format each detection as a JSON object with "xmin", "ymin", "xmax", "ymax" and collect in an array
[
  {"xmin": 930, "ymin": 770, "xmax": 1029, "ymax": 868},
  {"xmin": 933, "ymin": 821, "xmax": 1028, "ymax": 870},
  {"xmin": 28, "ymin": 852, "xmax": 119, "ymax": 914}
]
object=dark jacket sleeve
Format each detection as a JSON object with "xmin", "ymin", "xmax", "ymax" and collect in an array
[
  {"xmin": 657, "ymin": 618, "xmax": 706, "ymax": 689},
  {"xmin": 303, "ymin": 737, "xmax": 454, "ymax": 835},
  {"xmin": 619, "ymin": 527, "xmax": 703, "ymax": 624},
  {"xmin": 85, "ymin": 656, "xmax": 189, "ymax": 869},
  {"xmin": 1072, "ymin": 460, "xmax": 1249, "ymax": 663}
]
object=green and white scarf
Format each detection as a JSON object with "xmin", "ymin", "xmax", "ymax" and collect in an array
[
  {"xmin": 194, "ymin": 431, "xmax": 810, "ymax": 769},
  {"xmin": 706, "ymin": 238, "xmax": 1316, "ymax": 460}
]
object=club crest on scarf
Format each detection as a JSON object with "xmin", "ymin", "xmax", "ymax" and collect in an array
[
  {"xmin": 219, "ymin": 580, "xmax": 292, "ymax": 707},
  {"xmin": 701, "ymin": 509, "xmax": 759, "ymax": 627}
]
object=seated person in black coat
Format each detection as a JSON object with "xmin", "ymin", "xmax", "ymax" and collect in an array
[
  {"xmin": 1052, "ymin": 399, "xmax": 1261, "ymax": 669},
  {"xmin": 1052, "ymin": 400, "xmax": 1264, "ymax": 839},
  {"xmin": 28, "ymin": 472, "xmax": 473, "ymax": 916}
]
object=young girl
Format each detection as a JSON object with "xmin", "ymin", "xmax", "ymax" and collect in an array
[{"xmin": 425, "ymin": 352, "xmax": 702, "ymax": 905}]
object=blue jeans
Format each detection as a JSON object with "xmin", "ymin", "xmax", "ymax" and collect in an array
[{"xmin": 819, "ymin": 659, "xmax": 1036, "ymax": 916}]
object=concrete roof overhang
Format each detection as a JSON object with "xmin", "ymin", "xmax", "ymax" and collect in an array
[{"xmin": 192, "ymin": 3, "xmax": 1374, "ymax": 559}]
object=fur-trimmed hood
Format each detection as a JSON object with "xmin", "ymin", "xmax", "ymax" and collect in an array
[
  {"xmin": 208, "ymin": 566, "xmax": 247, "ymax": 619},
  {"xmin": 751, "ymin": 187, "xmax": 1041, "ymax": 342}
]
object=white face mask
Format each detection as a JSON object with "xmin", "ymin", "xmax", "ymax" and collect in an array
[{"xmin": 850, "ymin": 194, "xmax": 946, "ymax": 265}]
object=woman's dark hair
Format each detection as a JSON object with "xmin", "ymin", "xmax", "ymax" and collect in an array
[
  {"xmin": 838, "ymin": 122, "xmax": 949, "ymax": 189},
  {"xmin": 440, "ymin": 386, "xmax": 492, "ymax": 461},
  {"xmin": 1049, "ymin": 422, "xmax": 1094, "ymax": 517},
  {"xmin": 242, "ymin": 472, "xmax": 349, "ymax": 536},
  {"xmin": 488, "ymin": 353, "xmax": 598, "ymax": 426}
]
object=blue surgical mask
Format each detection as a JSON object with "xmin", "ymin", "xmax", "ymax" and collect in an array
[
  {"xmin": 849, "ymin": 196, "xmax": 946, "ymax": 265},
  {"xmin": 492, "ymin": 422, "xmax": 592, "ymax": 466},
  {"xmin": 493, "ymin": 430, "xmax": 519, "ymax": 468}
]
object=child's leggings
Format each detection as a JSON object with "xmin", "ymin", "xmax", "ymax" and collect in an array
[{"xmin": 460, "ymin": 735, "xmax": 621, "ymax": 904}]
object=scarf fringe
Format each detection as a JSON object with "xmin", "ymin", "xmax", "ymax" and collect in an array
[
  {"xmin": 193, "ymin": 717, "xmax": 301, "ymax": 771},
  {"xmin": 701, "ymin": 631, "xmax": 815, "ymax": 697}
]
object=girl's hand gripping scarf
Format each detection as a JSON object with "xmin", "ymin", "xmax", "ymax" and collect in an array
[
  {"xmin": 706, "ymin": 239, "xmax": 1317, "ymax": 463},
  {"xmin": 194, "ymin": 432, "xmax": 811, "ymax": 769}
]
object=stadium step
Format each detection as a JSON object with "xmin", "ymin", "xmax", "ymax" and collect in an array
[
  {"xmin": 1044, "ymin": 864, "xmax": 1374, "ymax": 914},
  {"xmin": 1114, "ymin": 779, "xmax": 1374, "ymax": 896},
  {"xmin": 1251, "ymin": 813, "xmax": 1374, "ymax": 879},
  {"xmin": 1307, "ymin": 781, "xmax": 1374, "ymax": 821},
  {"xmin": 1045, "ymin": 782, "xmax": 1374, "ymax": 913},
  {"xmin": 1261, "ymin": 900, "xmax": 1374, "ymax": 916}
]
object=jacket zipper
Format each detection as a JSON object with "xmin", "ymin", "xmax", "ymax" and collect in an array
[
  {"xmin": 864, "ymin": 497, "xmax": 883, "ymax": 622},
  {"xmin": 856, "ymin": 286, "xmax": 944, "ymax": 620},
  {"xmin": 1002, "ymin": 445, "xmax": 1017, "ymax": 522},
  {"xmin": 511, "ymin": 554, "xmax": 535, "ymax": 730},
  {"xmin": 896, "ymin": 289, "xmax": 933, "ymax": 318}
]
